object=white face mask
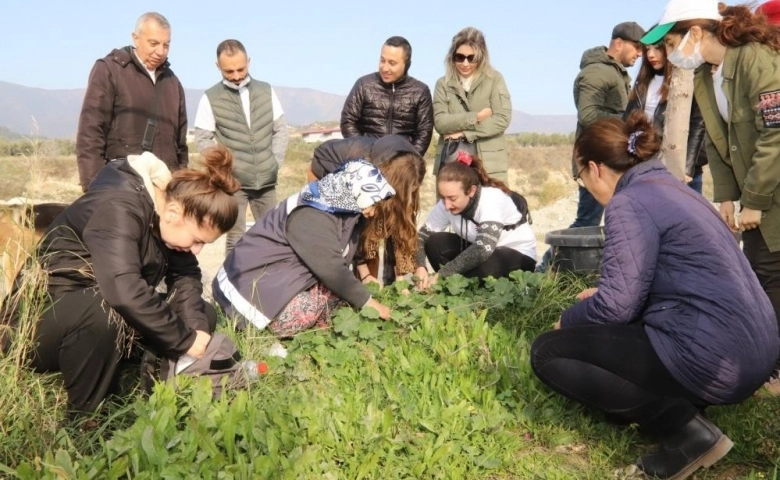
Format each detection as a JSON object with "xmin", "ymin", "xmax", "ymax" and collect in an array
[{"xmin": 667, "ymin": 31, "xmax": 705, "ymax": 70}]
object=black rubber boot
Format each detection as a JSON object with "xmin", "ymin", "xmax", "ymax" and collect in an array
[{"xmin": 636, "ymin": 413, "xmax": 733, "ymax": 480}]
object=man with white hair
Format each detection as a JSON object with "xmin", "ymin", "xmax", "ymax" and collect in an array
[{"xmin": 76, "ymin": 12, "xmax": 188, "ymax": 192}]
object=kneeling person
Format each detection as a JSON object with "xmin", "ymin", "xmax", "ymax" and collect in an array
[{"xmin": 415, "ymin": 153, "xmax": 536, "ymax": 288}]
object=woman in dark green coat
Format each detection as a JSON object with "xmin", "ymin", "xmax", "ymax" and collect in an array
[
  {"xmin": 433, "ymin": 27, "xmax": 512, "ymax": 184},
  {"xmin": 642, "ymin": 1, "xmax": 780, "ymax": 396}
]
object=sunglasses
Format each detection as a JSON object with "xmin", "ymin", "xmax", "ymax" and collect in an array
[{"xmin": 453, "ymin": 53, "xmax": 477, "ymax": 64}]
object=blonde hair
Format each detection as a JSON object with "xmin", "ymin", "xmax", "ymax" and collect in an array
[
  {"xmin": 360, "ymin": 154, "xmax": 421, "ymax": 275},
  {"xmin": 444, "ymin": 27, "xmax": 494, "ymax": 82}
]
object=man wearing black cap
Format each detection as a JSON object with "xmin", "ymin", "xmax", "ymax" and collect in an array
[
  {"xmin": 538, "ymin": 21, "xmax": 645, "ymax": 272},
  {"xmin": 572, "ymin": 23, "xmax": 645, "ymax": 215}
]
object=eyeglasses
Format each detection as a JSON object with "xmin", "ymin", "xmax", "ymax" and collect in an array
[
  {"xmin": 453, "ymin": 53, "xmax": 477, "ymax": 64},
  {"xmin": 574, "ymin": 165, "xmax": 588, "ymax": 188}
]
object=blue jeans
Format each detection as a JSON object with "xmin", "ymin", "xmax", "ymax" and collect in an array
[
  {"xmin": 537, "ymin": 187, "xmax": 604, "ymax": 272},
  {"xmin": 688, "ymin": 173, "xmax": 703, "ymax": 194},
  {"xmin": 571, "ymin": 186, "xmax": 605, "ymax": 228}
]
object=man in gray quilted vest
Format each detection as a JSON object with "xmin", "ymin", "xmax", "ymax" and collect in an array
[{"xmin": 194, "ymin": 39, "xmax": 289, "ymax": 253}]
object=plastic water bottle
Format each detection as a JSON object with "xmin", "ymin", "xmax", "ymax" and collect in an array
[{"xmin": 239, "ymin": 360, "xmax": 269, "ymax": 380}]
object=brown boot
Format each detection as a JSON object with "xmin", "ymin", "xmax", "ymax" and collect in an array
[
  {"xmin": 636, "ymin": 413, "xmax": 733, "ymax": 480},
  {"xmin": 758, "ymin": 370, "xmax": 780, "ymax": 397}
]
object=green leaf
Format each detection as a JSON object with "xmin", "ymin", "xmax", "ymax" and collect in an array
[
  {"xmin": 333, "ymin": 310, "xmax": 361, "ymax": 337},
  {"xmin": 360, "ymin": 306, "xmax": 380, "ymax": 320},
  {"xmin": 357, "ymin": 322, "xmax": 380, "ymax": 340}
]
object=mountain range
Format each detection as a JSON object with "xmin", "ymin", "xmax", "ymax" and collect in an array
[{"xmin": 0, "ymin": 80, "xmax": 575, "ymax": 139}]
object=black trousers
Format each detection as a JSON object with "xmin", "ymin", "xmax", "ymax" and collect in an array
[
  {"xmin": 425, "ymin": 232, "xmax": 536, "ymax": 279},
  {"xmin": 30, "ymin": 288, "xmax": 217, "ymax": 415},
  {"xmin": 743, "ymin": 229, "xmax": 780, "ymax": 367},
  {"xmin": 531, "ymin": 324, "xmax": 707, "ymax": 437}
]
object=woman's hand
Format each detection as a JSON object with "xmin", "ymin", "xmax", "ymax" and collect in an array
[
  {"xmin": 477, "ymin": 107, "xmax": 493, "ymax": 122},
  {"xmin": 414, "ymin": 267, "xmax": 430, "ymax": 289},
  {"xmin": 186, "ymin": 330, "xmax": 211, "ymax": 359},
  {"xmin": 719, "ymin": 201, "xmax": 739, "ymax": 233},
  {"xmin": 738, "ymin": 208, "xmax": 763, "ymax": 232},
  {"xmin": 552, "ymin": 318, "xmax": 561, "ymax": 330},
  {"xmin": 361, "ymin": 274, "xmax": 380, "ymax": 286},
  {"xmin": 366, "ymin": 298, "xmax": 391, "ymax": 320},
  {"xmin": 576, "ymin": 288, "xmax": 598, "ymax": 301},
  {"xmin": 444, "ymin": 132, "xmax": 465, "ymax": 140},
  {"xmin": 684, "ymin": 175, "xmax": 693, "ymax": 184}
]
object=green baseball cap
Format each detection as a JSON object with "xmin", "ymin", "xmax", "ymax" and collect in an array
[{"xmin": 641, "ymin": 22, "xmax": 676, "ymax": 45}]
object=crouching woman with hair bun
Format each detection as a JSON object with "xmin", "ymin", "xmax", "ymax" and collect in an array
[
  {"xmin": 213, "ymin": 160, "xmax": 398, "ymax": 338},
  {"xmin": 530, "ymin": 111, "xmax": 779, "ymax": 479},
  {"xmin": 414, "ymin": 153, "xmax": 536, "ymax": 289},
  {"xmin": 28, "ymin": 146, "xmax": 240, "ymax": 416}
]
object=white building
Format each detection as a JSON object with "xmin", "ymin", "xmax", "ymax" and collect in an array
[{"xmin": 301, "ymin": 127, "xmax": 343, "ymax": 144}]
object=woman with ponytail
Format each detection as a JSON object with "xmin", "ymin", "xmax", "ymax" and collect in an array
[
  {"xmin": 29, "ymin": 145, "xmax": 240, "ymax": 416},
  {"xmin": 530, "ymin": 111, "xmax": 778, "ymax": 480},
  {"xmin": 414, "ymin": 153, "xmax": 536, "ymax": 288},
  {"xmin": 641, "ymin": 0, "xmax": 780, "ymax": 396}
]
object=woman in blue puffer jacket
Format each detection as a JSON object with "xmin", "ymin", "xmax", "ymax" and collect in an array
[{"xmin": 531, "ymin": 111, "xmax": 778, "ymax": 480}]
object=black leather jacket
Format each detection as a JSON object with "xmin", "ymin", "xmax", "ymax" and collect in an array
[
  {"xmin": 340, "ymin": 72, "xmax": 434, "ymax": 156},
  {"xmin": 38, "ymin": 160, "xmax": 208, "ymax": 358},
  {"xmin": 625, "ymin": 84, "xmax": 708, "ymax": 177}
]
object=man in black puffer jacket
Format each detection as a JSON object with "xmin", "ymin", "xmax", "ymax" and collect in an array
[{"xmin": 340, "ymin": 36, "xmax": 434, "ymax": 157}]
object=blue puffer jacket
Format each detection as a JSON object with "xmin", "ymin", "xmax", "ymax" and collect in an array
[{"xmin": 561, "ymin": 159, "xmax": 779, "ymax": 404}]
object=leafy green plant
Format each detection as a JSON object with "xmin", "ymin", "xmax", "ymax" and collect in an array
[{"xmin": 1, "ymin": 272, "xmax": 778, "ymax": 478}]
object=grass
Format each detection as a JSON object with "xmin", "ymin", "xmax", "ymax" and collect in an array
[
  {"xmin": 0, "ymin": 139, "xmax": 761, "ymax": 478},
  {"xmin": 0, "ymin": 272, "xmax": 778, "ymax": 478}
]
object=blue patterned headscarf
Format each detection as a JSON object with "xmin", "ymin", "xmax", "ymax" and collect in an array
[{"xmin": 300, "ymin": 159, "xmax": 395, "ymax": 214}]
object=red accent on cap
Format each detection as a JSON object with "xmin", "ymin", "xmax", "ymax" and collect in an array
[{"xmin": 758, "ymin": 0, "xmax": 780, "ymax": 24}]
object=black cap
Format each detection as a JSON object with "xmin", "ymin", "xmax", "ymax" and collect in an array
[{"xmin": 611, "ymin": 22, "xmax": 646, "ymax": 42}]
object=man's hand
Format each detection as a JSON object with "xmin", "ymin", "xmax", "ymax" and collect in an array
[
  {"xmin": 477, "ymin": 107, "xmax": 493, "ymax": 122},
  {"xmin": 738, "ymin": 207, "xmax": 763, "ymax": 232},
  {"xmin": 719, "ymin": 201, "xmax": 739, "ymax": 233},
  {"xmin": 186, "ymin": 330, "xmax": 211, "ymax": 359}
]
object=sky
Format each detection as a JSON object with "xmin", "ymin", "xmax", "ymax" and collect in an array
[{"xmin": 0, "ymin": 0, "xmax": 683, "ymax": 116}]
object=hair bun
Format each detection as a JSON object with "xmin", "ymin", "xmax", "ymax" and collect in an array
[{"xmin": 202, "ymin": 145, "xmax": 241, "ymax": 194}]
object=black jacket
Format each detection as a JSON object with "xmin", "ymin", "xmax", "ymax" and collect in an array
[
  {"xmin": 38, "ymin": 160, "xmax": 207, "ymax": 358},
  {"xmin": 625, "ymin": 84, "xmax": 708, "ymax": 177},
  {"xmin": 76, "ymin": 46, "xmax": 189, "ymax": 191},
  {"xmin": 340, "ymin": 73, "xmax": 434, "ymax": 156},
  {"xmin": 310, "ymin": 135, "xmax": 422, "ymax": 180}
]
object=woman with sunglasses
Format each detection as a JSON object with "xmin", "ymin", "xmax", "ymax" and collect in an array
[
  {"xmin": 624, "ymin": 37, "xmax": 708, "ymax": 193},
  {"xmin": 641, "ymin": 0, "xmax": 780, "ymax": 396},
  {"xmin": 532, "ymin": 111, "xmax": 778, "ymax": 480},
  {"xmin": 432, "ymin": 27, "xmax": 512, "ymax": 184}
]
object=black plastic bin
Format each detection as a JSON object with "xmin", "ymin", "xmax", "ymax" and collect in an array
[{"xmin": 545, "ymin": 226, "xmax": 605, "ymax": 274}]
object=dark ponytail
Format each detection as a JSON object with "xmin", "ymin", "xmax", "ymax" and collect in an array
[{"xmin": 166, "ymin": 144, "xmax": 240, "ymax": 232}]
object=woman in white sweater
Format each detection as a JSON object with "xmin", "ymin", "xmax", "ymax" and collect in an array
[{"xmin": 415, "ymin": 152, "xmax": 536, "ymax": 288}]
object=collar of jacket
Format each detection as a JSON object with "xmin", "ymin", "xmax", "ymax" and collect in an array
[
  {"xmin": 222, "ymin": 76, "xmax": 252, "ymax": 91},
  {"xmin": 614, "ymin": 157, "xmax": 667, "ymax": 194},
  {"xmin": 720, "ymin": 46, "xmax": 742, "ymax": 82},
  {"xmin": 112, "ymin": 45, "xmax": 171, "ymax": 73},
  {"xmin": 373, "ymin": 72, "xmax": 408, "ymax": 89},
  {"xmin": 444, "ymin": 71, "xmax": 489, "ymax": 96}
]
